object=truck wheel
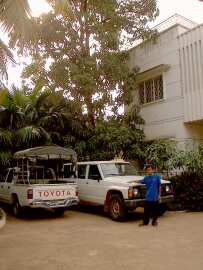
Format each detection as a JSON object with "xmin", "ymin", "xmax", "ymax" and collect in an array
[
  {"xmin": 12, "ymin": 197, "xmax": 22, "ymax": 217},
  {"xmin": 109, "ymin": 194, "xmax": 127, "ymax": 221},
  {"xmin": 54, "ymin": 209, "xmax": 65, "ymax": 216},
  {"xmin": 158, "ymin": 203, "xmax": 167, "ymax": 216}
]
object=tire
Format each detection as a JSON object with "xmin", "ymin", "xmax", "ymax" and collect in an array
[
  {"xmin": 54, "ymin": 208, "xmax": 65, "ymax": 216},
  {"xmin": 158, "ymin": 203, "xmax": 167, "ymax": 216},
  {"xmin": 108, "ymin": 194, "xmax": 127, "ymax": 221},
  {"xmin": 12, "ymin": 196, "xmax": 22, "ymax": 217}
]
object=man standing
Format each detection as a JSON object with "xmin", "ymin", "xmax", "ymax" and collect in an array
[{"xmin": 139, "ymin": 164, "xmax": 161, "ymax": 226}]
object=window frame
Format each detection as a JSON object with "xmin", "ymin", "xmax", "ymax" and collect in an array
[
  {"xmin": 138, "ymin": 75, "xmax": 164, "ymax": 105},
  {"xmin": 6, "ymin": 169, "xmax": 14, "ymax": 183},
  {"xmin": 88, "ymin": 165, "xmax": 102, "ymax": 181},
  {"xmin": 77, "ymin": 164, "xmax": 87, "ymax": 180}
]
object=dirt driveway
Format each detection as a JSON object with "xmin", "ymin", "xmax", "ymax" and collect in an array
[{"xmin": 0, "ymin": 208, "xmax": 203, "ymax": 270}]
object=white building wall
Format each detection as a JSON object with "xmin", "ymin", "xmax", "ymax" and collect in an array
[
  {"xmin": 178, "ymin": 24, "xmax": 203, "ymax": 123},
  {"xmin": 128, "ymin": 15, "xmax": 203, "ymax": 144}
]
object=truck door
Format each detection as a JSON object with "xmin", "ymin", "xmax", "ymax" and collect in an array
[
  {"xmin": 0, "ymin": 170, "xmax": 7, "ymax": 201},
  {"xmin": 75, "ymin": 164, "xmax": 89, "ymax": 202},
  {"xmin": 3, "ymin": 169, "xmax": 14, "ymax": 202},
  {"xmin": 85, "ymin": 165, "xmax": 105, "ymax": 204}
]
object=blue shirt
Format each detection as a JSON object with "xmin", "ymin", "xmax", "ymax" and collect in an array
[{"xmin": 139, "ymin": 174, "xmax": 161, "ymax": 201}]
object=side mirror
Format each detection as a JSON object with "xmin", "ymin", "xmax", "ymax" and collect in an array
[{"xmin": 92, "ymin": 175, "xmax": 101, "ymax": 181}]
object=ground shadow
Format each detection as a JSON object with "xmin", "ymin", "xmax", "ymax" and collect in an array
[
  {"xmin": 0, "ymin": 202, "xmax": 145, "ymax": 222},
  {"xmin": 71, "ymin": 204, "xmax": 144, "ymax": 222},
  {"xmin": 0, "ymin": 202, "xmax": 66, "ymax": 221}
]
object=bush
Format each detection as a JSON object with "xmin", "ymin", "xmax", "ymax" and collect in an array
[
  {"xmin": 170, "ymin": 172, "xmax": 203, "ymax": 211},
  {"xmin": 144, "ymin": 139, "xmax": 177, "ymax": 171}
]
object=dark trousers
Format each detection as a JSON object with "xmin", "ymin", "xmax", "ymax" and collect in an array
[{"xmin": 143, "ymin": 201, "xmax": 159, "ymax": 225}]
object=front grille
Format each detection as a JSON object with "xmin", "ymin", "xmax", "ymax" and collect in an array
[
  {"xmin": 138, "ymin": 186, "xmax": 146, "ymax": 198},
  {"xmin": 161, "ymin": 184, "xmax": 173, "ymax": 196},
  {"xmin": 136, "ymin": 184, "xmax": 173, "ymax": 199}
]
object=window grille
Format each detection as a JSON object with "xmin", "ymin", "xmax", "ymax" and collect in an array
[{"xmin": 139, "ymin": 75, "xmax": 163, "ymax": 104}]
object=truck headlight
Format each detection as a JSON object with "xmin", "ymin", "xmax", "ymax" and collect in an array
[
  {"xmin": 165, "ymin": 185, "xmax": 170, "ymax": 193},
  {"xmin": 128, "ymin": 187, "xmax": 140, "ymax": 199},
  {"xmin": 133, "ymin": 188, "xmax": 139, "ymax": 197}
]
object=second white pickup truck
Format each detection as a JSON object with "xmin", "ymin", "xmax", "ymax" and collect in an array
[{"xmin": 64, "ymin": 160, "xmax": 174, "ymax": 221}]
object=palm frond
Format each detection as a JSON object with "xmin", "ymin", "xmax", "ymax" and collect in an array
[
  {"xmin": 0, "ymin": 38, "xmax": 15, "ymax": 80},
  {"xmin": 12, "ymin": 85, "xmax": 29, "ymax": 108},
  {"xmin": 1, "ymin": 0, "xmax": 40, "ymax": 49},
  {"xmin": 28, "ymin": 80, "xmax": 45, "ymax": 106},
  {"xmin": 0, "ymin": 88, "xmax": 11, "ymax": 113},
  {"xmin": 0, "ymin": 151, "xmax": 12, "ymax": 166},
  {"xmin": 0, "ymin": 0, "xmax": 31, "ymax": 34},
  {"xmin": 0, "ymin": 129, "xmax": 12, "ymax": 145},
  {"xmin": 16, "ymin": 125, "xmax": 50, "ymax": 145}
]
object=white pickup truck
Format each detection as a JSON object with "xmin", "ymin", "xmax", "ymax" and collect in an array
[
  {"xmin": 0, "ymin": 166, "xmax": 79, "ymax": 217},
  {"xmin": 64, "ymin": 160, "xmax": 173, "ymax": 221}
]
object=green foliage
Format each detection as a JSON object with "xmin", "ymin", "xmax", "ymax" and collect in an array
[
  {"xmin": 16, "ymin": 126, "xmax": 50, "ymax": 147},
  {"xmin": 74, "ymin": 118, "xmax": 144, "ymax": 161},
  {"xmin": 183, "ymin": 147, "xmax": 203, "ymax": 174},
  {"xmin": 167, "ymin": 144, "xmax": 203, "ymax": 175},
  {"xmin": 0, "ymin": 129, "xmax": 12, "ymax": 146},
  {"xmin": 18, "ymin": 0, "xmax": 158, "ymax": 125},
  {"xmin": 76, "ymin": 104, "xmax": 145, "ymax": 161},
  {"xmin": 170, "ymin": 172, "xmax": 203, "ymax": 211},
  {"xmin": 1, "ymin": 0, "xmax": 156, "ymax": 164},
  {"xmin": 144, "ymin": 140, "xmax": 203, "ymax": 211},
  {"xmin": 144, "ymin": 139, "xmax": 177, "ymax": 171},
  {"xmin": 0, "ymin": 85, "xmax": 145, "ymax": 165}
]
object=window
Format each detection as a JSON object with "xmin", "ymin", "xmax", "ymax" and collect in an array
[
  {"xmin": 64, "ymin": 164, "xmax": 71, "ymax": 178},
  {"xmin": 78, "ymin": 165, "xmax": 87, "ymax": 179},
  {"xmin": 0, "ymin": 170, "xmax": 8, "ymax": 182},
  {"xmin": 139, "ymin": 75, "xmax": 163, "ymax": 105},
  {"xmin": 28, "ymin": 167, "xmax": 54, "ymax": 184},
  {"xmin": 88, "ymin": 165, "xmax": 101, "ymax": 181},
  {"xmin": 44, "ymin": 168, "xmax": 54, "ymax": 179},
  {"xmin": 6, "ymin": 170, "xmax": 14, "ymax": 183}
]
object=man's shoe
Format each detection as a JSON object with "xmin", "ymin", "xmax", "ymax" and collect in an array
[
  {"xmin": 139, "ymin": 222, "xmax": 148, "ymax": 226},
  {"xmin": 152, "ymin": 221, "xmax": 158, "ymax": 226}
]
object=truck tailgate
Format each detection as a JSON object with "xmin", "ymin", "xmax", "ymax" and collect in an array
[{"xmin": 32, "ymin": 184, "xmax": 77, "ymax": 201}]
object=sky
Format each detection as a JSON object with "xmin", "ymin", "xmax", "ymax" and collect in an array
[
  {"xmin": 28, "ymin": 0, "xmax": 203, "ymax": 23},
  {"xmin": 155, "ymin": 0, "xmax": 203, "ymax": 25},
  {"xmin": 6, "ymin": 0, "xmax": 203, "ymax": 87}
]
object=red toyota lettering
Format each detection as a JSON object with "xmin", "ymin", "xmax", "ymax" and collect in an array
[
  {"xmin": 56, "ymin": 191, "xmax": 61, "ymax": 196},
  {"xmin": 44, "ymin": 191, "xmax": 49, "ymax": 197}
]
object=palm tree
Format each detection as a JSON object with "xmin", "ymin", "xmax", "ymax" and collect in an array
[
  {"xmin": 0, "ymin": 0, "xmax": 34, "ymax": 81},
  {"xmin": 0, "ymin": 87, "xmax": 50, "ymax": 165},
  {"xmin": 0, "ymin": 82, "xmax": 92, "ymax": 165}
]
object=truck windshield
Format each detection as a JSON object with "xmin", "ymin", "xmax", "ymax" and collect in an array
[{"xmin": 101, "ymin": 163, "xmax": 138, "ymax": 177}]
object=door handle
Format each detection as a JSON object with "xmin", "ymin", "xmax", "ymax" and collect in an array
[
  {"xmin": 8, "ymin": 186, "xmax": 10, "ymax": 189},
  {"xmin": 86, "ymin": 182, "xmax": 88, "ymax": 184},
  {"xmin": 1, "ymin": 185, "xmax": 3, "ymax": 188}
]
